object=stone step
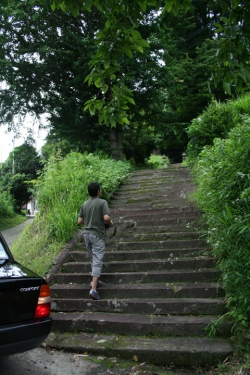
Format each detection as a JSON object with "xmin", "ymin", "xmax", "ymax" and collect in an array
[
  {"xmin": 69, "ymin": 247, "xmax": 209, "ymax": 262},
  {"xmin": 112, "ymin": 205, "xmax": 198, "ymax": 213},
  {"xmin": 105, "ymin": 232, "xmax": 204, "ymax": 242},
  {"xmin": 110, "ymin": 196, "xmax": 197, "ymax": 205},
  {"xmin": 62, "ymin": 257, "xmax": 216, "ymax": 274},
  {"xmin": 51, "ymin": 311, "xmax": 231, "ymax": 337},
  {"xmin": 110, "ymin": 199, "xmax": 195, "ymax": 207},
  {"xmin": 50, "ymin": 283, "xmax": 225, "ymax": 300},
  {"xmin": 53, "ymin": 269, "xmax": 221, "ymax": 285},
  {"xmin": 51, "ymin": 297, "xmax": 226, "ymax": 315},
  {"xmin": 111, "ymin": 210, "xmax": 201, "ymax": 222},
  {"xmin": 117, "ymin": 182, "xmax": 193, "ymax": 192},
  {"xmin": 114, "ymin": 191, "xmax": 195, "ymax": 202},
  {"xmin": 115, "ymin": 217, "xmax": 200, "ymax": 227},
  {"xmin": 112, "ymin": 224, "xmax": 198, "ymax": 233},
  {"xmin": 119, "ymin": 175, "xmax": 193, "ymax": 186},
  {"xmin": 111, "ymin": 239, "xmax": 207, "ymax": 250},
  {"xmin": 111, "ymin": 202, "xmax": 197, "ymax": 210},
  {"xmin": 123, "ymin": 169, "xmax": 190, "ymax": 176},
  {"xmin": 117, "ymin": 180, "xmax": 195, "ymax": 191},
  {"xmin": 46, "ymin": 332, "xmax": 233, "ymax": 366}
]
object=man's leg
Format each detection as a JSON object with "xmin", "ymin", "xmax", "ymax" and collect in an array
[
  {"xmin": 91, "ymin": 276, "xmax": 99, "ymax": 290},
  {"xmin": 84, "ymin": 233, "xmax": 96, "ymax": 286},
  {"xmin": 88, "ymin": 234, "xmax": 105, "ymax": 299}
]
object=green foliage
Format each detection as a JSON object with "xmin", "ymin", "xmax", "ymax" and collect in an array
[
  {"xmin": 232, "ymin": 93, "xmax": 250, "ymax": 116},
  {"xmin": 37, "ymin": 152, "xmax": 131, "ymax": 241},
  {"xmin": 50, "ymin": 0, "xmax": 250, "ymax": 119},
  {"xmin": 187, "ymin": 100, "xmax": 238, "ymax": 157},
  {"xmin": 11, "ymin": 153, "xmax": 131, "ymax": 275},
  {"xmin": 0, "ymin": 191, "xmax": 15, "ymax": 218},
  {"xmin": 0, "ymin": 214, "xmax": 27, "ymax": 231},
  {"xmin": 191, "ymin": 115, "xmax": 250, "ymax": 327},
  {"xmin": 145, "ymin": 154, "xmax": 170, "ymax": 169},
  {"xmin": 205, "ymin": 313, "xmax": 229, "ymax": 339},
  {"xmin": 51, "ymin": 0, "xmax": 159, "ymax": 127},
  {"xmin": 211, "ymin": 0, "xmax": 250, "ymax": 94},
  {"xmin": 0, "ymin": 143, "xmax": 42, "ymax": 212}
]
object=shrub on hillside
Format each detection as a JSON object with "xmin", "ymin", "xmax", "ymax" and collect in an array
[
  {"xmin": 232, "ymin": 93, "xmax": 250, "ymax": 116},
  {"xmin": 35, "ymin": 152, "xmax": 131, "ymax": 242},
  {"xmin": 186, "ymin": 99, "xmax": 238, "ymax": 158},
  {"xmin": 192, "ymin": 115, "xmax": 250, "ymax": 327},
  {"xmin": 11, "ymin": 152, "xmax": 131, "ymax": 275},
  {"xmin": 0, "ymin": 191, "xmax": 15, "ymax": 217}
]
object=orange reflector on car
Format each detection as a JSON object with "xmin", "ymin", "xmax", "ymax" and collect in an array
[
  {"xmin": 34, "ymin": 284, "xmax": 51, "ymax": 319},
  {"xmin": 39, "ymin": 284, "xmax": 51, "ymax": 298}
]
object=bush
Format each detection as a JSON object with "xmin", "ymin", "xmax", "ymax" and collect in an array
[
  {"xmin": 146, "ymin": 154, "xmax": 170, "ymax": 169},
  {"xmin": 0, "ymin": 191, "xmax": 15, "ymax": 217},
  {"xmin": 232, "ymin": 93, "xmax": 250, "ymax": 116},
  {"xmin": 191, "ymin": 115, "xmax": 250, "ymax": 327},
  {"xmin": 187, "ymin": 99, "xmax": 238, "ymax": 157}
]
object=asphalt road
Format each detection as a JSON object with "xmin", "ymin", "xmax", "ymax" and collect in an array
[{"xmin": 1, "ymin": 217, "xmax": 34, "ymax": 248}]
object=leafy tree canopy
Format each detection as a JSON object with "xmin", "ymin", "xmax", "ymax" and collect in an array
[{"xmin": 50, "ymin": 0, "xmax": 250, "ymax": 100}]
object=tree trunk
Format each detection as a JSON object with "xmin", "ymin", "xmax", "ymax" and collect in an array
[{"xmin": 110, "ymin": 124, "xmax": 123, "ymax": 161}]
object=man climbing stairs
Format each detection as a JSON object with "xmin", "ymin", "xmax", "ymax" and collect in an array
[{"xmin": 47, "ymin": 166, "xmax": 233, "ymax": 366}]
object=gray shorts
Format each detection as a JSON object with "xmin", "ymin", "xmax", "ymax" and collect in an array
[{"xmin": 84, "ymin": 233, "xmax": 105, "ymax": 278}]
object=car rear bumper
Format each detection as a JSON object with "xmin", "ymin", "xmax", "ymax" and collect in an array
[{"xmin": 0, "ymin": 317, "xmax": 52, "ymax": 356}]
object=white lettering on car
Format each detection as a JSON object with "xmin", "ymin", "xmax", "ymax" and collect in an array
[{"xmin": 20, "ymin": 286, "xmax": 40, "ymax": 292}]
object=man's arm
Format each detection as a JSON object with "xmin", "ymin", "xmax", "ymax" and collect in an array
[
  {"xmin": 104, "ymin": 214, "xmax": 114, "ymax": 227},
  {"xmin": 78, "ymin": 217, "xmax": 84, "ymax": 225}
]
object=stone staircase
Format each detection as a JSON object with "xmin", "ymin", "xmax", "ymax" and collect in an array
[{"xmin": 48, "ymin": 166, "xmax": 233, "ymax": 366}]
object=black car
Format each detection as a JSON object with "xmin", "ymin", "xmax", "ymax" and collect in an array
[{"xmin": 0, "ymin": 232, "xmax": 52, "ymax": 356}]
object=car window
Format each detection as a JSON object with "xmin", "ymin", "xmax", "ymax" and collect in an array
[{"xmin": 0, "ymin": 241, "xmax": 9, "ymax": 260}]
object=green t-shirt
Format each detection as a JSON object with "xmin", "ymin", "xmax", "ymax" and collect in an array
[{"xmin": 79, "ymin": 197, "xmax": 110, "ymax": 240}]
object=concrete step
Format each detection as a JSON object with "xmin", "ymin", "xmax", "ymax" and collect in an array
[
  {"xmin": 119, "ymin": 175, "xmax": 193, "ymax": 186},
  {"xmin": 50, "ymin": 311, "xmax": 231, "ymax": 337},
  {"xmin": 62, "ymin": 257, "xmax": 216, "ymax": 274},
  {"xmin": 117, "ymin": 181, "xmax": 195, "ymax": 192},
  {"xmin": 111, "ymin": 224, "xmax": 199, "ymax": 233},
  {"xmin": 51, "ymin": 297, "xmax": 226, "ymax": 315},
  {"xmin": 113, "ymin": 191, "xmax": 196, "ymax": 203},
  {"xmin": 50, "ymin": 282, "xmax": 225, "ymax": 299},
  {"xmin": 53, "ymin": 269, "xmax": 221, "ymax": 285},
  {"xmin": 113, "ymin": 239, "xmax": 207, "ymax": 250},
  {"xmin": 111, "ymin": 203, "xmax": 198, "ymax": 211},
  {"xmin": 112, "ymin": 206, "xmax": 199, "ymax": 214},
  {"xmin": 46, "ymin": 332, "xmax": 233, "ymax": 366},
  {"xmin": 105, "ymin": 231, "xmax": 204, "ymax": 242},
  {"xmin": 116, "ymin": 184, "xmax": 194, "ymax": 195},
  {"xmin": 114, "ymin": 217, "xmax": 201, "ymax": 227},
  {"xmin": 111, "ymin": 210, "xmax": 201, "ymax": 222},
  {"xmin": 69, "ymin": 247, "xmax": 209, "ymax": 262}
]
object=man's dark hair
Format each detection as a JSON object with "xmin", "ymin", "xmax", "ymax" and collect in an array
[{"xmin": 88, "ymin": 182, "xmax": 101, "ymax": 197}]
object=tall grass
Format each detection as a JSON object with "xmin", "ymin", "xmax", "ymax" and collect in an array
[{"xmin": 11, "ymin": 152, "xmax": 131, "ymax": 276}]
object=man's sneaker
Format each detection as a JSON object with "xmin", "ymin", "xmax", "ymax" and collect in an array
[
  {"xmin": 89, "ymin": 290, "xmax": 100, "ymax": 300},
  {"xmin": 90, "ymin": 280, "xmax": 106, "ymax": 288}
]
